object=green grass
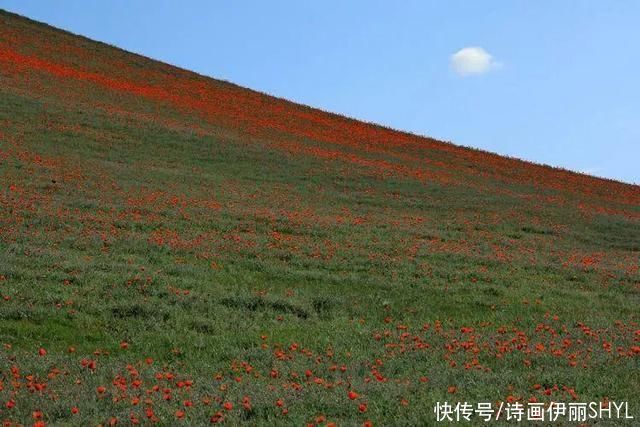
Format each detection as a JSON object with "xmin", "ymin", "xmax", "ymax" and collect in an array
[{"xmin": 0, "ymin": 9, "xmax": 639, "ymax": 426}]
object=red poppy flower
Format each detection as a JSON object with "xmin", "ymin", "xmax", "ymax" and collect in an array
[
  {"xmin": 242, "ymin": 396, "xmax": 251, "ymax": 410},
  {"xmin": 210, "ymin": 412, "xmax": 224, "ymax": 423}
]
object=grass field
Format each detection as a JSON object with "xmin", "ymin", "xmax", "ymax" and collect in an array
[{"xmin": 0, "ymin": 9, "xmax": 639, "ymax": 426}]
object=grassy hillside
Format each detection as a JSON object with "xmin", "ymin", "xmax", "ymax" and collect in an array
[{"xmin": 0, "ymin": 9, "xmax": 638, "ymax": 426}]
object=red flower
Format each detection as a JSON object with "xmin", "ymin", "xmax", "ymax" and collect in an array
[
  {"xmin": 348, "ymin": 390, "xmax": 359, "ymax": 400},
  {"xmin": 242, "ymin": 396, "xmax": 251, "ymax": 410},
  {"xmin": 210, "ymin": 412, "xmax": 224, "ymax": 423},
  {"xmin": 38, "ymin": 348, "xmax": 47, "ymax": 356}
]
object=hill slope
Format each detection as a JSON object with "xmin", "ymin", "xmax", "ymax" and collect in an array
[{"xmin": 1, "ymin": 9, "xmax": 639, "ymax": 425}]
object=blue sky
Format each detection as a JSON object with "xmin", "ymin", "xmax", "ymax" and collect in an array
[{"xmin": 2, "ymin": 1, "xmax": 638, "ymax": 184}]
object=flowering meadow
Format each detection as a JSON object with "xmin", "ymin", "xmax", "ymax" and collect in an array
[{"xmin": 0, "ymin": 10, "xmax": 639, "ymax": 426}]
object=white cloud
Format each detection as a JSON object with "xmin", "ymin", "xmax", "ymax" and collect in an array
[{"xmin": 450, "ymin": 47, "xmax": 500, "ymax": 76}]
